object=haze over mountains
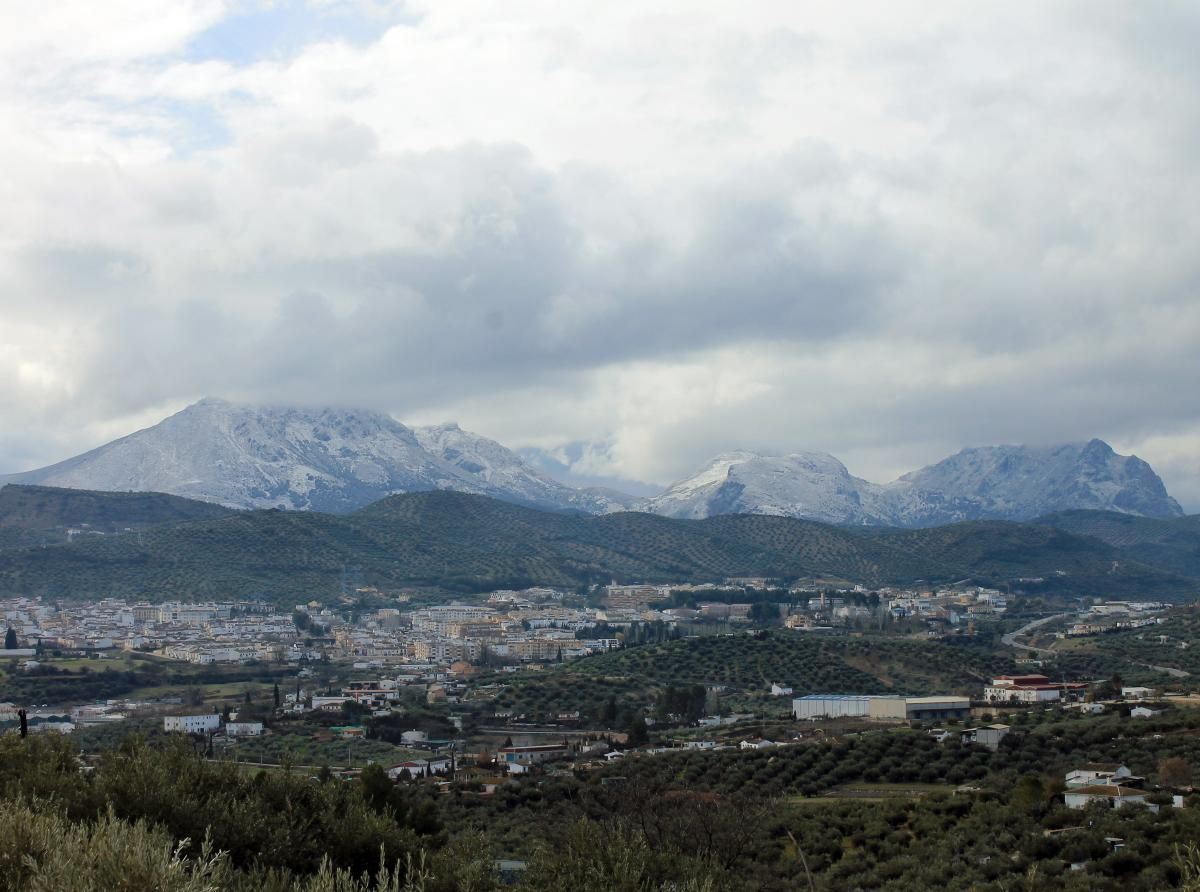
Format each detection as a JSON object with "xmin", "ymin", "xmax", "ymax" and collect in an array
[{"xmin": 0, "ymin": 399, "xmax": 1185, "ymax": 527}]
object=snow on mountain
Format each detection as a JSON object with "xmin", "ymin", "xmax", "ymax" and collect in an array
[
  {"xmin": 1, "ymin": 400, "xmax": 1182, "ymax": 526},
  {"xmin": 412, "ymin": 423, "xmax": 628, "ymax": 514},
  {"xmin": 641, "ymin": 451, "xmax": 888, "ymax": 524},
  {"xmin": 0, "ymin": 399, "xmax": 628, "ymax": 514},
  {"xmin": 890, "ymin": 439, "xmax": 1184, "ymax": 524},
  {"xmin": 646, "ymin": 441, "xmax": 1183, "ymax": 526}
]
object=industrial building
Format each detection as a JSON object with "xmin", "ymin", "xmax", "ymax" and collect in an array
[
  {"xmin": 793, "ymin": 694, "xmax": 970, "ymax": 722},
  {"xmin": 792, "ymin": 694, "xmax": 872, "ymax": 720}
]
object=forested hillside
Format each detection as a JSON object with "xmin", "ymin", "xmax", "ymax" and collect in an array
[
  {"xmin": 482, "ymin": 631, "xmax": 1022, "ymax": 721},
  {"xmin": 0, "ymin": 484, "xmax": 235, "ymax": 549},
  {"xmin": 0, "ymin": 490, "xmax": 1193, "ymax": 603},
  {"xmin": 1038, "ymin": 510, "xmax": 1200, "ymax": 578}
]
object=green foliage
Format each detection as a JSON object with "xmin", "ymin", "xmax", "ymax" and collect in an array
[
  {"xmin": 1040, "ymin": 510, "xmax": 1200, "ymax": 578},
  {"xmin": 9, "ymin": 707, "xmax": 1200, "ymax": 890},
  {"xmin": 0, "ymin": 483, "xmax": 234, "ymax": 549},
  {"xmin": 520, "ymin": 819, "xmax": 717, "ymax": 892},
  {"xmin": 1052, "ymin": 604, "xmax": 1200, "ymax": 681},
  {"xmin": 0, "ymin": 491, "xmax": 1191, "ymax": 604},
  {"xmin": 0, "ymin": 799, "xmax": 231, "ymax": 892},
  {"xmin": 477, "ymin": 631, "xmax": 1019, "ymax": 729},
  {"xmin": 0, "ymin": 734, "xmax": 423, "ymax": 880}
]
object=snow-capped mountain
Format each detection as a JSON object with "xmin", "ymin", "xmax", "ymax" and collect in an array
[
  {"xmin": 0, "ymin": 399, "xmax": 623, "ymax": 514},
  {"xmin": 889, "ymin": 440, "xmax": 1184, "ymax": 525},
  {"xmin": 641, "ymin": 451, "xmax": 892, "ymax": 524},
  {"xmin": 645, "ymin": 440, "xmax": 1183, "ymax": 526},
  {"xmin": 1, "ymin": 400, "xmax": 1184, "ymax": 526},
  {"xmin": 412, "ymin": 423, "xmax": 628, "ymax": 514}
]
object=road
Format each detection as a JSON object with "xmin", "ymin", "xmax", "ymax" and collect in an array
[{"xmin": 1001, "ymin": 613, "xmax": 1070, "ymax": 654}]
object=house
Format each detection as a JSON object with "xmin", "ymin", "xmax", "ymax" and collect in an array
[
  {"xmin": 961, "ymin": 724, "xmax": 1010, "ymax": 751},
  {"xmin": 496, "ymin": 743, "xmax": 570, "ymax": 766},
  {"xmin": 1131, "ymin": 706, "xmax": 1163, "ymax": 719},
  {"xmin": 739, "ymin": 738, "xmax": 777, "ymax": 750},
  {"xmin": 1077, "ymin": 702, "xmax": 1106, "ymax": 714},
  {"xmin": 388, "ymin": 761, "xmax": 428, "ymax": 780},
  {"xmin": 310, "ymin": 696, "xmax": 349, "ymax": 711},
  {"xmin": 387, "ymin": 758, "xmax": 451, "ymax": 780},
  {"xmin": 331, "ymin": 725, "xmax": 367, "ymax": 739},
  {"xmin": 225, "ymin": 721, "xmax": 263, "ymax": 737},
  {"xmin": 770, "ymin": 683, "xmax": 793, "ymax": 696},
  {"xmin": 984, "ymin": 675, "xmax": 1088, "ymax": 704},
  {"xmin": 1121, "ymin": 686, "xmax": 1154, "ymax": 700},
  {"xmin": 1065, "ymin": 764, "xmax": 1136, "ymax": 788},
  {"xmin": 1064, "ymin": 785, "xmax": 1156, "ymax": 812}
]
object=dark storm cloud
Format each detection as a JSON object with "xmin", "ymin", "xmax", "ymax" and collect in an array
[
  {"xmin": 67, "ymin": 141, "xmax": 901, "ymax": 416},
  {"xmin": 1, "ymin": 2, "xmax": 1199, "ymax": 509}
]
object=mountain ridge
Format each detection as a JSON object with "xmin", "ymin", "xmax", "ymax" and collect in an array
[
  {"xmin": 0, "ymin": 488, "xmax": 1192, "ymax": 604},
  {"xmin": 0, "ymin": 398, "xmax": 1184, "ymax": 526},
  {"xmin": 648, "ymin": 440, "xmax": 1183, "ymax": 526},
  {"xmin": 0, "ymin": 399, "xmax": 615, "ymax": 515}
]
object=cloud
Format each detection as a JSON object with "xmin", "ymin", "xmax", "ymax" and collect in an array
[{"xmin": 0, "ymin": 1, "xmax": 1198, "ymax": 511}]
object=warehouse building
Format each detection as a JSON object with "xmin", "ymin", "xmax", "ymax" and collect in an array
[
  {"xmin": 793, "ymin": 694, "xmax": 970, "ymax": 722},
  {"xmin": 792, "ymin": 694, "xmax": 872, "ymax": 720}
]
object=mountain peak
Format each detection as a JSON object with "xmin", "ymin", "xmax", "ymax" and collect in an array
[
  {"xmin": 0, "ymin": 406, "xmax": 1183, "ymax": 527},
  {"xmin": 650, "ymin": 440, "xmax": 1182, "ymax": 525},
  {"xmin": 0, "ymin": 402, "xmax": 613, "ymax": 514}
]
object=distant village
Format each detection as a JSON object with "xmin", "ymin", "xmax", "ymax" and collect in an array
[
  {"xmin": 2, "ymin": 579, "xmax": 1018, "ymax": 672},
  {"xmin": 0, "ymin": 585, "xmax": 1177, "ymax": 752}
]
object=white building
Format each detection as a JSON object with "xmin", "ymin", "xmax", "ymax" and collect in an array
[
  {"xmin": 983, "ymin": 674, "xmax": 1087, "ymax": 703},
  {"xmin": 225, "ymin": 721, "xmax": 264, "ymax": 737},
  {"xmin": 793, "ymin": 695, "xmax": 871, "ymax": 719},
  {"xmin": 163, "ymin": 714, "xmax": 221, "ymax": 734},
  {"xmin": 1064, "ymin": 785, "xmax": 1155, "ymax": 811},
  {"xmin": 1065, "ymin": 764, "xmax": 1134, "ymax": 788}
]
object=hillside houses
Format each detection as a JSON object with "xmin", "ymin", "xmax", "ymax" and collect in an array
[{"xmin": 983, "ymin": 675, "xmax": 1088, "ymax": 704}]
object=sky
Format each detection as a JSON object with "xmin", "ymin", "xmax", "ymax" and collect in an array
[{"xmin": 1, "ymin": 0, "xmax": 1198, "ymax": 508}]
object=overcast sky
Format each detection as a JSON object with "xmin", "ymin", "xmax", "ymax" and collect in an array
[{"xmin": 1, "ymin": 1, "xmax": 1198, "ymax": 508}]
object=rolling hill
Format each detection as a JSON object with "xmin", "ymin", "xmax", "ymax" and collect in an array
[
  {"xmin": 1036, "ymin": 510, "xmax": 1200, "ymax": 579},
  {"xmin": 0, "ymin": 488, "xmax": 1193, "ymax": 604},
  {"xmin": 483, "ymin": 632, "xmax": 1025, "ymax": 720},
  {"xmin": 0, "ymin": 484, "xmax": 235, "ymax": 550}
]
